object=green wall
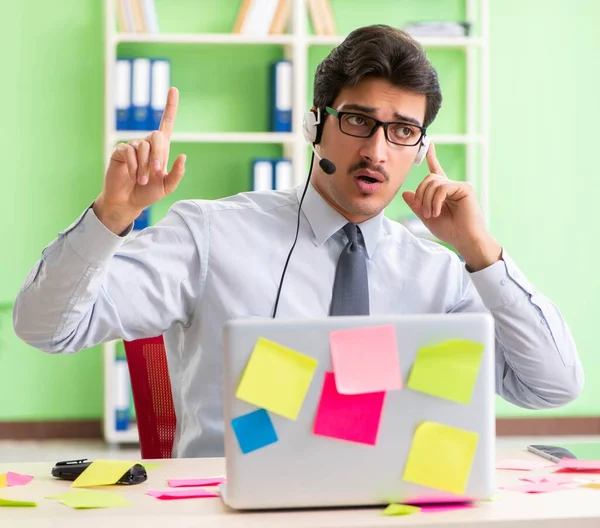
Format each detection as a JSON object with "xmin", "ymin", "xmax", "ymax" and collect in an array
[{"xmin": 0, "ymin": 0, "xmax": 597, "ymax": 423}]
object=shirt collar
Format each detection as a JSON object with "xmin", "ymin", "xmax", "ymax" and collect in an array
[{"xmin": 296, "ymin": 180, "xmax": 384, "ymax": 259}]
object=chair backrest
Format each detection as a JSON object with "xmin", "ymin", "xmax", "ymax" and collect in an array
[{"xmin": 123, "ymin": 336, "xmax": 176, "ymax": 459}]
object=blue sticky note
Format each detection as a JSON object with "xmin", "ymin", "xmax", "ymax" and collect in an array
[{"xmin": 231, "ymin": 409, "xmax": 278, "ymax": 454}]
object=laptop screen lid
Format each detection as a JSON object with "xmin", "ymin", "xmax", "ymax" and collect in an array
[{"xmin": 221, "ymin": 312, "xmax": 495, "ymax": 510}]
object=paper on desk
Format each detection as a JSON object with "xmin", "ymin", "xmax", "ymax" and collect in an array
[
  {"xmin": 501, "ymin": 482, "xmax": 568, "ymax": 494},
  {"xmin": 520, "ymin": 474, "xmax": 575, "ymax": 485},
  {"xmin": 167, "ymin": 477, "xmax": 226, "ymax": 487},
  {"xmin": 556, "ymin": 458, "xmax": 600, "ymax": 471},
  {"xmin": 403, "ymin": 421, "xmax": 479, "ymax": 495},
  {"xmin": 6, "ymin": 472, "xmax": 34, "ymax": 486},
  {"xmin": 236, "ymin": 337, "xmax": 318, "ymax": 420},
  {"xmin": 71, "ymin": 460, "xmax": 138, "ymax": 488},
  {"xmin": 381, "ymin": 503, "xmax": 421, "ymax": 515},
  {"xmin": 148, "ymin": 489, "xmax": 219, "ymax": 499},
  {"xmin": 313, "ymin": 371, "xmax": 385, "ymax": 445},
  {"xmin": 47, "ymin": 490, "xmax": 131, "ymax": 509},
  {"xmin": 407, "ymin": 339, "xmax": 484, "ymax": 404},
  {"xmin": 231, "ymin": 408, "xmax": 278, "ymax": 454},
  {"xmin": 329, "ymin": 325, "xmax": 401, "ymax": 394},
  {"xmin": 496, "ymin": 459, "xmax": 553, "ymax": 471},
  {"xmin": 0, "ymin": 497, "xmax": 36, "ymax": 507}
]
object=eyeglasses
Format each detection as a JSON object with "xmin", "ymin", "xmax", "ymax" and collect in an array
[{"xmin": 325, "ymin": 106, "xmax": 426, "ymax": 147}]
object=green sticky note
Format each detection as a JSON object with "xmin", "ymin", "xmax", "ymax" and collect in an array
[
  {"xmin": 47, "ymin": 490, "xmax": 131, "ymax": 509},
  {"xmin": 0, "ymin": 497, "xmax": 36, "ymax": 507},
  {"xmin": 382, "ymin": 503, "xmax": 421, "ymax": 516},
  {"xmin": 407, "ymin": 339, "xmax": 484, "ymax": 403},
  {"xmin": 236, "ymin": 337, "xmax": 318, "ymax": 420},
  {"xmin": 403, "ymin": 421, "xmax": 479, "ymax": 495}
]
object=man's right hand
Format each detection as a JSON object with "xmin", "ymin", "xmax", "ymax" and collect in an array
[{"xmin": 93, "ymin": 87, "xmax": 186, "ymax": 234}]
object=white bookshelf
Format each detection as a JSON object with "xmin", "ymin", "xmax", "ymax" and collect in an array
[{"xmin": 101, "ymin": 0, "xmax": 490, "ymax": 445}]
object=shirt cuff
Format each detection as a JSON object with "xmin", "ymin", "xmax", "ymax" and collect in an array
[
  {"xmin": 62, "ymin": 205, "xmax": 133, "ymax": 266},
  {"xmin": 466, "ymin": 249, "xmax": 535, "ymax": 310}
]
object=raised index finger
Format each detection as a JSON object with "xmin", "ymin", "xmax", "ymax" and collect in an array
[
  {"xmin": 159, "ymin": 87, "xmax": 179, "ymax": 140},
  {"xmin": 426, "ymin": 141, "xmax": 446, "ymax": 176}
]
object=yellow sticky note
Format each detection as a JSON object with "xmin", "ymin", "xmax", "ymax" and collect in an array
[
  {"xmin": 0, "ymin": 497, "xmax": 36, "ymax": 507},
  {"xmin": 407, "ymin": 339, "xmax": 484, "ymax": 403},
  {"xmin": 70, "ymin": 460, "xmax": 138, "ymax": 488},
  {"xmin": 0, "ymin": 474, "xmax": 6, "ymax": 488},
  {"xmin": 236, "ymin": 337, "xmax": 318, "ymax": 420},
  {"xmin": 142, "ymin": 462, "xmax": 160, "ymax": 471},
  {"xmin": 403, "ymin": 421, "xmax": 479, "ymax": 495},
  {"xmin": 382, "ymin": 503, "xmax": 421, "ymax": 516},
  {"xmin": 47, "ymin": 490, "xmax": 131, "ymax": 509},
  {"xmin": 584, "ymin": 483, "xmax": 600, "ymax": 490}
]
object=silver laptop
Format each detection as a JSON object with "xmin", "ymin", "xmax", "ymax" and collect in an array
[{"xmin": 221, "ymin": 313, "xmax": 495, "ymax": 510}]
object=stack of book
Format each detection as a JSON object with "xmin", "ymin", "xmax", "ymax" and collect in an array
[
  {"xmin": 114, "ymin": 57, "xmax": 171, "ymax": 131},
  {"xmin": 306, "ymin": 0, "xmax": 336, "ymax": 36},
  {"xmin": 115, "ymin": 0, "xmax": 159, "ymax": 34},
  {"xmin": 232, "ymin": 0, "xmax": 337, "ymax": 36},
  {"xmin": 402, "ymin": 21, "xmax": 470, "ymax": 38},
  {"xmin": 233, "ymin": 0, "xmax": 292, "ymax": 35},
  {"xmin": 252, "ymin": 159, "xmax": 294, "ymax": 191}
]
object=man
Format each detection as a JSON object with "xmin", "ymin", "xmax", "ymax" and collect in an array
[{"xmin": 14, "ymin": 25, "xmax": 583, "ymax": 458}]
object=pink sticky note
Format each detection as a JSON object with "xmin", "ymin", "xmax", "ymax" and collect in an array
[
  {"xmin": 6, "ymin": 472, "xmax": 34, "ymax": 487},
  {"xmin": 556, "ymin": 458, "xmax": 600, "ymax": 471},
  {"xmin": 330, "ymin": 325, "xmax": 401, "ymax": 394},
  {"xmin": 420, "ymin": 503, "xmax": 476, "ymax": 513},
  {"xmin": 501, "ymin": 482, "xmax": 567, "ymax": 494},
  {"xmin": 167, "ymin": 478, "xmax": 225, "ymax": 488},
  {"xmin": 519, "ymin": 474, "xmax": 575, "ymax": 486},
  {"xmin": 313, "ymin": 371, "xmax": 385, "ymax": 445},
  {"xmin": 496, "ymin": 459, "xmax": 553, "ymax": 471},
  {"xmin": 148, "ymin": 489, "xmax": 219, "ymax": 500},
  {"xmin": 407, "ymin": 496, "xmax": 477, "ymax": 505}
]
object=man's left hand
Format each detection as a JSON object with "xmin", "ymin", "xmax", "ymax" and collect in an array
[{"xmin": 402, "ymin": 142, "xmax": 502, "ymax": 272}]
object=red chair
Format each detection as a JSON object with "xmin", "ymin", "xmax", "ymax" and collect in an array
[{"xmin": 123, "ymin": 336, "xmax": 177, "ymax": 459}]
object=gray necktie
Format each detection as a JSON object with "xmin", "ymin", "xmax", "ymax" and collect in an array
[{"xmin": 329, "ymin": 223, "xmax": 370, "ymax": 316}]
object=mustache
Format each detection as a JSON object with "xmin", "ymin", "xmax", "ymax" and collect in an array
[{"xmin": 347, "ymin": 160, "xmax": 389, "ymax": 181}]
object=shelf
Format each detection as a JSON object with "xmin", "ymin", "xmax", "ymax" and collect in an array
[
  {"xmin": 307, "ymin": 36, "xmax": 483, "ymax": 48},
  {"xmin": 114, "ymin": 32, "xmax": 295, "ymax": 46},
  {"xmin": 110, "ymin": 132, "xmax": 481, "ymax": 145},
  {"xmin": 111, "ymin": 131, "xmax": 296, "ymax": 144},
  {"xmin": 113, "ymin": 33, "xmax": 483, "ymax": 49}
]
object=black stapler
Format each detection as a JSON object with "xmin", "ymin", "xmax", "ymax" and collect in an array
[{"xmin": 51, "ymin": 458, "xmax": 147, "ymax": 485}]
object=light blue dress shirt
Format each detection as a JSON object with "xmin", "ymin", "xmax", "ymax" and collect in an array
[{"xmin": 13, "ymin": 182, "xmax": 584, "ymax": 457}]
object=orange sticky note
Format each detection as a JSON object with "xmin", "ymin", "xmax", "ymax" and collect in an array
[
  {"xmin": 71, "ymin": 460, "xmax": 138, "ymax": 488},
  {"xmin": 330, "ymin": 325, "xmax": 402, "ymax": 394}
]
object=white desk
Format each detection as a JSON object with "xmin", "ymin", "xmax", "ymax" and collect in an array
[{"xmin": 1, "ymin": 449, "xmax": 600, "ymax": 527}]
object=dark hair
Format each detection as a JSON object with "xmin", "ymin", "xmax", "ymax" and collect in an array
[{"xmin": 313, "ymin": 25, "xmax": 442, "ymax": 128}]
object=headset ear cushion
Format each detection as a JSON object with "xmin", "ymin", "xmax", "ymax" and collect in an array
[
  {"xmin": 414, "ymin": 135, "xmax": 431, "ymax": 166},
  {"xmin": 314, "ymin": 116, "xmax": 324, "ymax": 145},
  {"xmin": 302, "ymin": 111, "xmax": 318, "ymax": 144}
]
